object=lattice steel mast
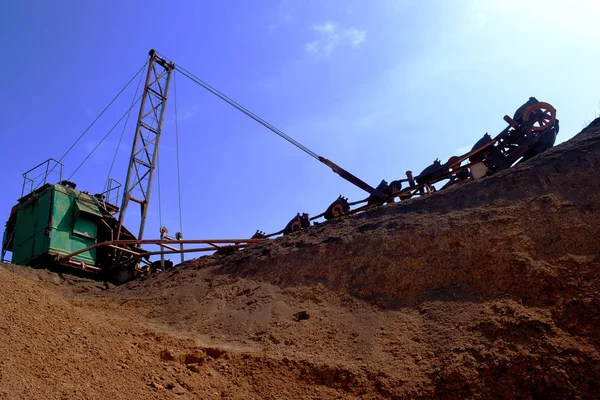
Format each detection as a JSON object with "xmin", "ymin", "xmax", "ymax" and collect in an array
[{"xmin": 117, "ymin": 49, "xmax": 175, "ymax": 240}]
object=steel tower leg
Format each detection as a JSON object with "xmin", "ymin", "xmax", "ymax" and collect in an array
[{"xmin": 117, "ymin": 49, "xmax": 175, "ymax": 240}]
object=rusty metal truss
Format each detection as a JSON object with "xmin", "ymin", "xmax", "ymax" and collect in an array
[
  {"xmin": 57, "ymin": 238, "xmax": 265, "ymax": 272},
  {"xmin": 117, "ymin": 50, "xmax": 175, "ymax": 241}
]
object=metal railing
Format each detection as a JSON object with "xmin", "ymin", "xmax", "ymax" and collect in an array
[
  {"xmin": 101, "ymin": 178, "xmax": 122, "ymax": 206},
  {"xmin": 21, "ymin": 159, "xmax": 64, "ymax": 197}
]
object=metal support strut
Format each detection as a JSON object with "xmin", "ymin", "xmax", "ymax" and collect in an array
[{"xmin": 117, "ymin": 50, "xmax": 175, "ymax": 241}]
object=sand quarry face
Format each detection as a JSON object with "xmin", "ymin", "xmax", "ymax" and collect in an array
[{"xmin": 2, "ymin": 118, "xmax": 600, "ymax": 399}]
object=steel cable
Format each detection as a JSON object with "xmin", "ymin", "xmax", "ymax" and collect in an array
[
  {"xmin": 60, "ymin": 60, "xmax": 149, "ymax": 164},
  {"xmin": 157, "ymin": 152, "xmax": 163, "ymax": 233},
  {"xmin": 174, "ymin": 72, "xmax": 184, "ymax": 235},
  {"xmin": 104, "ymin": 61, "xmax": 147, "ymax": 192},
  {"xmin": 174, "ymin": 64, "xmax": 321, "ymax": 161},
  {"xmin": 67, "ymin": 96, "xmax": 143, "ymax": 180}
]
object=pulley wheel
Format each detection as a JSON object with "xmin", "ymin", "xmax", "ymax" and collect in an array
[
  {"xmin": 291, "ymin": 220, "xmax": 302, "ymax": 232},
  {"xmin": 331, "ymin": 204, "xmax": 344, "ymax": 217},
  {"xmin": 523, "ymin": 102, "xmax": 556, "ymax": 132}
]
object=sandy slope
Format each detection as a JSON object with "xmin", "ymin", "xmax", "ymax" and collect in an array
[{"xmin": 1, "ymin": 118, "xmax": 600, "ymax": 399}]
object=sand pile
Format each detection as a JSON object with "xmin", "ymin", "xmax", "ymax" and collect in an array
[{"xmin": 1, "ymin": 117, "xmax": 600, "ymax": 399}]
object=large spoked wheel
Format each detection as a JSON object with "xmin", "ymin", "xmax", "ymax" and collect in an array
[{"xmin": 523, "ymin": 102, "xmax": 556, "ymax": 132}]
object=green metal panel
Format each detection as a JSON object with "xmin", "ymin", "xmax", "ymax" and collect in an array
[
  {"xmin": 12, "ymin": 187, "xmax": 52, "ymax": 265},
  {"xmin": 73, "ymin": 217, "xmax": 97, "ymax": 240},
  {"xmin": 11, "ymin": 184, "xmax": 103, "ymax": 267},
  {"xmin": 74, "ymin": 198, "xmax": 102, "ymax": 218},
  {"xmin": 48, "ymin": 185, "xmax": 99, "ymax": 265}
]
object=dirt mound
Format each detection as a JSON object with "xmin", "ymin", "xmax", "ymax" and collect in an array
[
  {"xmin": 0, "ymin": 264, "xmax": 384, "ymax": 399},
  {"xmin": 1, "ymin": 118, "xmax": 600, "ymax": 399}
]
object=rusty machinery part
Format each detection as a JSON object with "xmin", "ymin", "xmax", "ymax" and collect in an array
[
  {"xmin": 324, "ymin": 196, "xmax": 351, "ymax": 220},
  {"xmin": 291, "ymin": 221, "xmax": 302, "ymax": 232},
  {"xmin": 365, "ymin": 180, "xmax": 390, "ymax": 205},
  {"xmin": 523, "ymin": 102, "xmax": 556, "ymax": 132},
  {"xmin": 214, "ymin": 246, "xmax": 239, "ymax": 256},
  {"xmin": 150, "ymin": 259, "xmax": 174, "ymax": 272},
  {"xmin": 256, "ymin": 98, "xmax": 558, "ymax": 238},
  {"xmin": 469, "ymin": 134, "xmax": 493, "ymax": 163},
  {"xmin": 330, "ymin": 203, "xmax": 345, "ymax": 217},
  {"xmin": 446, "ymin": 156, "xmax": 460, "ymax": 168},
  {"xmin": 57, "ymin": 238, "xmax": 267, "ymax": 270},
  {"xmin": 251, "ymin": 230, "xmax": 267, "ymax": 239},
  {"xmin": 283, "ymin": 213, "xmax": 311, "ymax": 235},
  {"xmin": 415, "ymin": 160, "xmax": 443, "ymax": 185},
  {"xmin": 160, "ymin": 226, "xmax": 168, "ymax": 238}
]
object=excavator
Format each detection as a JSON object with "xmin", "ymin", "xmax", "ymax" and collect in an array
[{"xmin": 1, "ymin": 48, "xmax": 558, "ymax": 281}]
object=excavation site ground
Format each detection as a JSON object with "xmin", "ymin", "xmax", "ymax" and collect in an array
[{"xmin": 1, "ymin": 118, "xmax": 599, "ymax": 399}]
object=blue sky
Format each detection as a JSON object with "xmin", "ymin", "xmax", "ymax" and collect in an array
[{"xmin": 2, "ymin": 0, "xmax": 600, "ymax": 262}]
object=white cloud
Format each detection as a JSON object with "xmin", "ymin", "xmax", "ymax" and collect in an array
[
  {"xmin": 268, "ymin": 10, "xmax": 293, "ymax": 32},
  {"xmin": 344, "ymin": 27, "xmax": 367, "ymax": 46},
  {"xmin": 304, "ymin": 22, "xmax": 367, "ymax": 56}
]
